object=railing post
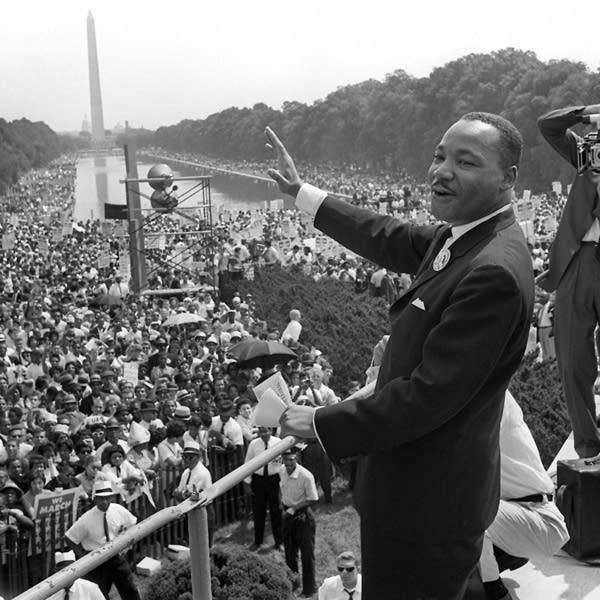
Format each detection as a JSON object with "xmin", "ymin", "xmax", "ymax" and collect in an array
[{"xmin": 188, "ymin": 505, "xmax": 212, "ymax": 600}]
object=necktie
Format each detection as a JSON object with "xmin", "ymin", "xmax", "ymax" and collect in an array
[
  {"xmin": 344, "ymin": 590, "xmax": 354, "ymax": 599},
  {"xmin": 116, "ymin": 465, "xmax": 121, "ymax": 477},
  {"xmin": 185, "ymin": 470, "xmax": 191, "ymax": 486},
  {"xmin": 63, "ymin": 588, "xmax": 71, "ymax": 600},
  {"xmin": 263, "ymin": 440, "xmax": 269, "ymax": 476},
  {"xmin": 103, "ymin": 511, "xmax": 110, "ymax": 542},
  {"xmin": 220, "ymin": 421, "xmax": 225, "ymax": 435}
]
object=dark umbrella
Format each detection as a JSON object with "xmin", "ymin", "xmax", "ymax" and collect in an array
[{"xmin": 228, "ymin": 339, "xmax": 298, "ymax": 369}]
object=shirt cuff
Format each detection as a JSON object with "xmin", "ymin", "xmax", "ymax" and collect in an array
[
  {"xmin": 295, "ymin": 183, "xmax": 328, "ymax": 218},
  {"xmin": 312, "ymin": 406, "xmax": 326, "ymax": 451}
]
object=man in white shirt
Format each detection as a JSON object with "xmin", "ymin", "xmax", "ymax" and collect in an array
[
  {"xmin": 244, "ymin": 427, "xmax": 283, "ymax": 551},
  {"xmin": 279, "ymin": 446, "xmax": 319, "ymax": 597},
  {"xmin": 173, "ymin": 441, "xmax": 212, "ymax": 501},
  {"xmin": 210, "ymin": 398, "xmax": 244, "ymax": 448},
  {"xmin": 480, "ymin": 390, "xmax": 569, "ymax": 600},
  {"xmin": 318, "ymin": 551, "xmax": 362, "ymax": 600},
  {"xmin": 280, "ymin": 309, "xmax": 302, "ymax": 345},
  {"xmin": 65, "ymin": 481, "xmax": 140, "ymax": 600},
  {"xmin": 173, "ymin": 441, "xmax": 214, "ymax": 546},
  {"xmin": 47, "ymin": 551, "xmax": 104, "ymax": 600}
]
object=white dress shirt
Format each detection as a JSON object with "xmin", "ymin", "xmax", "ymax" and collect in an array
[
  {"xmin": 318, "ymin": 574, "xmax": 362, "ymax": 600},
  {"xmin": 46, "ymin": 578, "xmax": 105, "ymax": 600},
  {"xmin": 244, "ymin": 435, "xmax": 282, "ymax": 482},
  {"xmin": 66, "ymin": 503, "xmax": 137, "ymax": 551},
  {"xmin": 210, "ymin": 416, "xmax": 244, "ymax": 446},
  {"xmin": 501, "ymin": 391, "xmax": 554, "ymax": 499},
  {"xmin": 176, "ymin": 460, "xmax": 212, "ymax": 495},
  {"xmin": 279, "ymin": 464, "xmax": 319, "ymax": 508}
]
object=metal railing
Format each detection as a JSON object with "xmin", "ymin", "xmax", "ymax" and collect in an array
[
  {"xmin": 2, "ymin": 445, "xmax": 254, "ymax": 597},
  {"xmin": 13, "ymin": 435, "xmax": 298, "ymax": 600}
]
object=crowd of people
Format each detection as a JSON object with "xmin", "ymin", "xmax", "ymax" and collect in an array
[{"xmin": 0, "ymin": 141, "xmax": 575, "ymax": 599}]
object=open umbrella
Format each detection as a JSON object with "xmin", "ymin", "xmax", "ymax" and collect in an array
[
  {"xmin": 228, "ymin": 339, "xmax": 298, "ymax": 369},
  {"xmin": 163, "ymin": 312, "xmax": 206, "ymax": 327}
]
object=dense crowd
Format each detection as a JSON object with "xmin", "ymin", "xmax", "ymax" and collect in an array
[{"xmin": 0, "ymin": 150, "xmax": 569, "ymax": 598}]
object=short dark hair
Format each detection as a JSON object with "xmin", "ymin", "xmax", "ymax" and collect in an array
[{"xmin": 460, "ymin": 112, "xmax": 523, "ymax": 169}]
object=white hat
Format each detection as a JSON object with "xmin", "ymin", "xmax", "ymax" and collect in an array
[
  {"xmin": 230, "ymin": 330, "xmax": 242, "ymax": 340},
  {"xmin": 206, "ymin": 335, "xmax": 219, "ymax": 345},
  {"xmin": 55, "ymin": 551, "xmax": 76, "ymax": 566},
  {"xmin": 92, "ymin": 481, "xmax": 117, "ymax": 498},
  {"xmin": 54, "ymin": 424, "xmax": 70, "ymax": 435},
  {"xmin": 182, "ymin": 440, "xmax": 201, "ymax": 455},
  {"xmin": 128, "ymin": 421, "xmax": 151, "ymax": 447}
]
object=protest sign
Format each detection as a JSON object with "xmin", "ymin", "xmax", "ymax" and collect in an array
[
  {"xmin": 97, "ymin": 253, "xmax": 111, "ymax": 269},
  {"xmin": 122, "ymin": 361, "xmax": 139, "ymax": 385},
  {"xmin": 516, "ymin": 200, "xmax": 535, "ymax": 222},
  {"xmin": 2, "ymin": 233, "xmax": 15, "ymax": 250},
  {"xmin": 552, "ymin": 181, "xmax": 562, "ymax": 195},
  {"xmin": 32, "ymin": 489, "xmax": 80, "ymax": 555}
]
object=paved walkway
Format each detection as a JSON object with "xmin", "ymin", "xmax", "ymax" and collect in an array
[{"xmin": 508, "ymin": 550, "xmax": 600, "ymax": 599}]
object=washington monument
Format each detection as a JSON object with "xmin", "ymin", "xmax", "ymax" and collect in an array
[{"xmin": 87, "ymin": 11, "xmax": 105, "ymax": 142}]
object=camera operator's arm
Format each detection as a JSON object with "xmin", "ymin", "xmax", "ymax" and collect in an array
[{"xmin": 538, "ymin": 105, "xmax": 600, "ymax": 167}]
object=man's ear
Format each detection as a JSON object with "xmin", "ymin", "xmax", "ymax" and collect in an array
[{"xmin": 501, "ymin": 165, "xmax": 518, "ymax": 190}]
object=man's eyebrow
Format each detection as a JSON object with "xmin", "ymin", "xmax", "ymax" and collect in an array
[{"xmin": 435, "ymin": 144, "xmax": 482, "ymax": 160}]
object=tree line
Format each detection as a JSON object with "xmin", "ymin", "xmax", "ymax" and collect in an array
[
  {"xmin": 0, "ymin": 118, "xmax": 79, "ymax": 194},
  {"xmin": 151, "ymin": 48, "xmax": 600, "ymax": 193}
]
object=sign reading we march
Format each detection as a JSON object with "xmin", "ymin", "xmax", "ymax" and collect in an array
[{"xmin": 31, "ymin": 489, "xmax": 80, "ymax": 554}]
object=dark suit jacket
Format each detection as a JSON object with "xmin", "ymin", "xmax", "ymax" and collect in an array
[
  {"xmin": 537, "ymin": 106, "xmax": 600, "ymax": 292},
  {"xmin": 313, "ymin": 197, "xmax": 533, "ymax": 542}
]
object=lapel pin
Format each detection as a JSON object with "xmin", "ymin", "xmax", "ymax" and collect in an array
[{"xmin": 433, "ymin": 248, "xmax": 451, "ymax": 271}]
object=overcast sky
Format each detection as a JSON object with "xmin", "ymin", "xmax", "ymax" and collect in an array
[{"xmin": 3, "ymin": 0, "xmax": 599, "ymax": 133}]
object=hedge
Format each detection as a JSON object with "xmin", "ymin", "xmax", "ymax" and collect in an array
[{"xmin": 228, "ymin": 267, "xmax": 570, "ymax": 467}]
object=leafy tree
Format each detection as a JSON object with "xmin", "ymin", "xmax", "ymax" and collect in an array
[{"xmin": 150, "ymin": 48, "xmax": 600, "ymax": 192}]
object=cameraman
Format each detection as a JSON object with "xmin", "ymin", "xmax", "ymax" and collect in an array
[{"xmin": 537, "ymin": 104, "xmax": 600, "ymax": 458}]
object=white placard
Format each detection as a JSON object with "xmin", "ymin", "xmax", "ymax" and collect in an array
[
  {"xmin": 122, "ymin": 361, "xmax": 139, "ymax": 385},
  {"xmin": 552, "ymin": 181, "xmax": 562, "ymax": 195}
]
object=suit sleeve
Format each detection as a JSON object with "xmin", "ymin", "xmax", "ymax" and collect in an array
[
  {"xmin": 537, "ymin": 106, "xmax": 585, "ymax": 167},
  {"xmin": 314, "ymin": 196, "xmax": 441, "ymax": 275},
  {"xmin": 314, "ymin": 265, "xmax": 526, "ymax": 459}
]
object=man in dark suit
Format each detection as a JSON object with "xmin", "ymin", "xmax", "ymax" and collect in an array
[
  {"xmin": 536, "ymin": 104, "xmax": 600, "ymax": 458},
  {"xmin": 267, "ymin": 113, "xmax": 534, "ymax": 599}
]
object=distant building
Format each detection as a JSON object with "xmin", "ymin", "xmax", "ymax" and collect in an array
[{"xmin": 82, "ymin": 115, "xmax": 91, "ymax": 134}]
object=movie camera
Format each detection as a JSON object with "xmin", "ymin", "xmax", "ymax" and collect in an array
[{"xmin": 576, "ymin": 114, "xmax": 600, "ymax": 173}]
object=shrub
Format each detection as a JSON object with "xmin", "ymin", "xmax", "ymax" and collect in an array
[
  {"xmin": 510, "ymin": 353, "xmax": 570, "ymax": 468},
  {"xmin": 145, "ymin": 544, "xmax": 294, "ymax": 600},
  {"xmin": 224, "ymin": 265, "xmax": 389, "ymax": 391}
]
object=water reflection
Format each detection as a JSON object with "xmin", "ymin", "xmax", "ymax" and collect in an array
[{"xmin": 74, "ymin": 153, "xmax": 291, "ymax": 223}]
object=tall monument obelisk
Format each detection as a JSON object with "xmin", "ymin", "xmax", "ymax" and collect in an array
[{"xmin": 87, "ymin": 11, "xmax": 105, "ymax": 142}]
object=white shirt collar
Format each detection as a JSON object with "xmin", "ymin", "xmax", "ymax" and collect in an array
[{"xmin": 450, "ymin": 204, "xmax": 511, "ymax": 244}]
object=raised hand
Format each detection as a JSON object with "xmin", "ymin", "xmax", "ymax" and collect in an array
[{"xmin": 265, "ymin": 126, "xmax": 303, "ymax": 198}]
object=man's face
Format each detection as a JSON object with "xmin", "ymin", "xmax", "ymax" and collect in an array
[
  {"xmin": 428, "ymin": 119, "xmax": 512, "ymax": 225},
  {"xmin": 283, "ymin": 453, "xmax": 297, "ymax": 474},
  {"xmin": 336, "ymin": 558, "xmax": 358, "ymax": 589},
  {"xmin": 94, "ymin": 495, "xmax": 112, "ymax": 512}
]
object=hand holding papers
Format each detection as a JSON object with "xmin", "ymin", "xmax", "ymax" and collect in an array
[
  {"xmin": 253, "ymin": 372, "xmax": 316, "ymax": 439},
  {"xmin": 254, "ymin": 388, "xmax": 289, "ymax": 427}
]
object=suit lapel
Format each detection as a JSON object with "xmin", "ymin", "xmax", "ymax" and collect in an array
[{"xmin": 405, "ymin": 209, "xmax": 516, "ymax": 295}]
